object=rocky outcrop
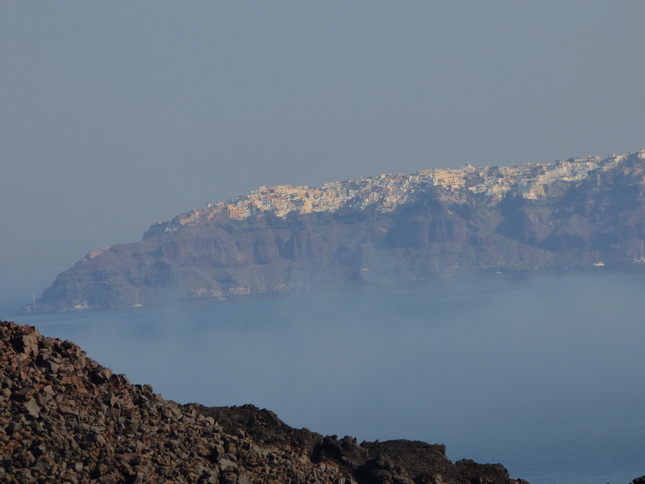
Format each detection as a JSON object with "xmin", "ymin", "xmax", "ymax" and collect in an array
[
  {"xmin": 197, "ymin": 405, "xmax": 531, "ymax": 484},
  {"xmin": 0, "ymin": 320, "xmax": 528, "ymax": 483},
  {"xmin": 31, "ymin": 150, "xmax": 645, "ymax": 312}
]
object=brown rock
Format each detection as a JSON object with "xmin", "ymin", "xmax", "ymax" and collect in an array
[
  {"xmin": 0, "ymin": 320, "xmax": 528, "ymax": 484},
  {"xmin": 23, "ymin": 398, "xmax": 40, "ymax": 419}
]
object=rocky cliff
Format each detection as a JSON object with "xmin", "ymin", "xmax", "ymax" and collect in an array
[
  {"xmin": 32, "ymin": 150, "xmax": 645, "ymax": 312},
  {"xmin": 0, "ymin": 320, "xmax": 528, "ymax": 483}
]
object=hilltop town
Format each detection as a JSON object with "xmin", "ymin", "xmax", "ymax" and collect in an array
[
  {"xmin": 149, "ymin": 152, "xmax": 641, "ymax": 236},
  {"xmin": 33, "ymin": 151, "xmax": 645, "ymax": 312}
]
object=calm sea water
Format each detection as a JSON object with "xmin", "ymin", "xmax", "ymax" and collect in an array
[{"xmin": 14, "ymin": 272, "xmax": 645, "ymax": 484}]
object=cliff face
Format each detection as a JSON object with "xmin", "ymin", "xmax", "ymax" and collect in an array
[
  {"xmin": 33, "ymin": 150, "xmax": 645, "ymax": 312},
  {"xmin": 0, "ymin": 320, "xmax": 528, "ymax": 483}
]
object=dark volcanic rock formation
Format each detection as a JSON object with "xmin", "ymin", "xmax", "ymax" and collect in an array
[
  {"xmin": 31, "ymin": 150, "xmax": 645, "ymax": 312},
  {"xmin": 0, "ymin": 320, "xmax": 528, "ymax": 483}
]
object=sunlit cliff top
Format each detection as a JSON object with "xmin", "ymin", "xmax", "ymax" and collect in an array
[{"xmin": 150, "ymin": 150, "xmax": 645, "ymax": 234}]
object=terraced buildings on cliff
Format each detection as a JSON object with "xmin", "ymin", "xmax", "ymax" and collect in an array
[
  {"xmin": 35, "ymin": 150, "xmax": 645, "ymax": 312},
  {"xmin": 150, "ymin": 151, "xmax": 638, "ymax": 234}
]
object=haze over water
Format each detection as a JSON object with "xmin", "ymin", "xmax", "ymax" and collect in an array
[{"xmin": 18, "ymin": 272, "xmax": 645, "ymax": 484}]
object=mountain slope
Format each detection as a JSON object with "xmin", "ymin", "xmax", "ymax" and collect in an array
[
  {"xmin": 32, "ymin": 151, "xmax": 645, "ymax": 312},
  {"xmin": 0, "ymin": 320, "xmax": 528, "ymax": 483}
]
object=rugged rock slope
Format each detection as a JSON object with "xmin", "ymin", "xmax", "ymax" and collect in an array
[
  {"xmin": 0, "ymin": 320, "xmax": 528, "ymax": 483},
  {"xmin": 33, "ymin": 151, "xmax": 645, "ymax": 312}
]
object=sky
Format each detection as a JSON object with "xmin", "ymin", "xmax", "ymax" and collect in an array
[{"xmin": 2, "ymin": 1, "xmax": 645, "ymax": 310}]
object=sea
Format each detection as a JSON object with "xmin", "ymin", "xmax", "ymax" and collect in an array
[{"xmin": 10, "ymin": 272, "xmax": 645, "ymax": 484}]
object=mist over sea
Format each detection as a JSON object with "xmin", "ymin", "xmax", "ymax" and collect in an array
[{"xmin": 15, "ymin": 272, "xmax": 645, "ymax": 484}]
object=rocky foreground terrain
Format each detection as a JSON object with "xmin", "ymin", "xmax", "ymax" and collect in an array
[
  {"xmin": 0, "ymin": 320, "xmax": 534, "ymax": 483},
  {"xmin": 31, "ymin": 150, "xmax": 645, "ymax": 312}
]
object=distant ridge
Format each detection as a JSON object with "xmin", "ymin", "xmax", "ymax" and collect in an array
[{"xmin": 30, "ymin": 150, "xmax": 645, "ymax": 312}]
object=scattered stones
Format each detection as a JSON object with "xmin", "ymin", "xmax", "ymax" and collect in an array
[{"xmin": 1, "ymin": 320, "xmax": 530, "ymax": 483}]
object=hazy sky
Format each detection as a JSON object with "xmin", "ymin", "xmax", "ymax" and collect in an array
[{"xmin": 2, "ymin": 1, "xmax": 645, "ymax": 308}]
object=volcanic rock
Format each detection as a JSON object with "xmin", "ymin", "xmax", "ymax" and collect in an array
[{"xmin": 0, "ymin": 320, "xmax": 528, "ymax": 483}]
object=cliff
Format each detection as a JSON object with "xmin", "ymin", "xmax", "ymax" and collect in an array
[
  {"xmin": 32, "ymin": 150, "xmax": 645, "ymax": 312},
  {"xmin": 0, "ymin": 320, "xmax": 528, "ymax": 483}
]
